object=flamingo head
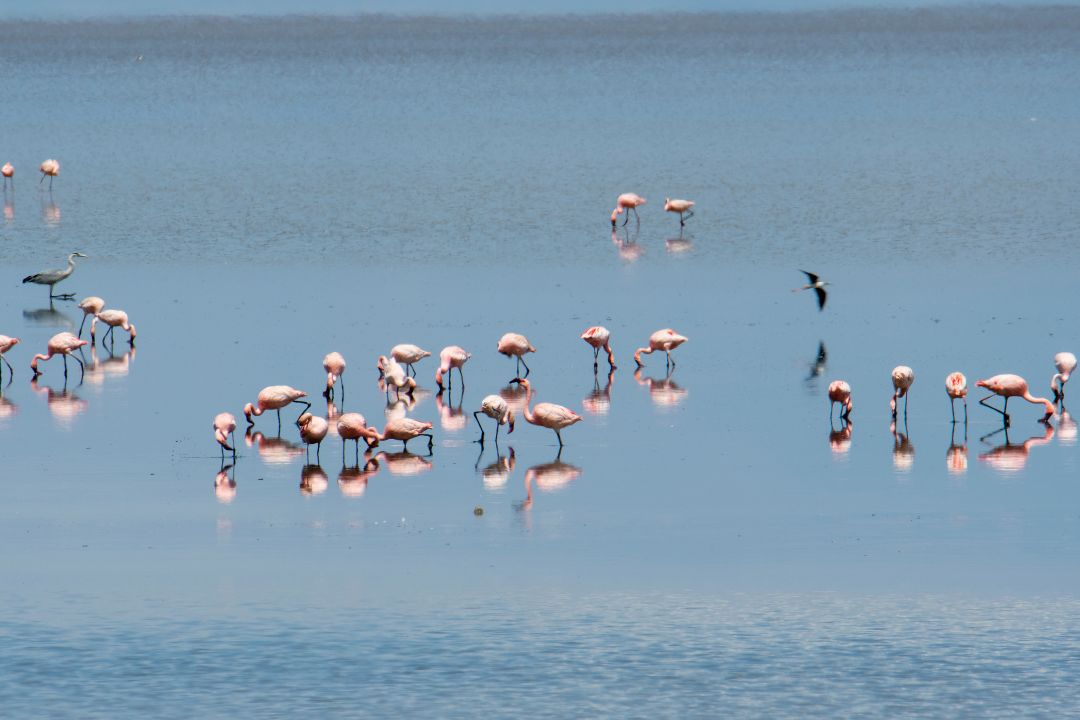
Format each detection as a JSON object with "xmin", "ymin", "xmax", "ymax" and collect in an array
[
  {"xmin": 610, "ymin": 208, "xmax": 621, "ymax": 226},
  {"xmin": 297, "ymin": 413, "xmax": 313, "ymax": 428},
  {"xmin": 507, "ymin": 410, "xmax": 515, "ymax": 434},
  {"xmin": 243, "ymin": 402, "xmax": 256, "ymax": 424}
]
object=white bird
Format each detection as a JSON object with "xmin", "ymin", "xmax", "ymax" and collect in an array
[
  {"xmin": 22, "ymin": 252, "xmax": 87, "ymax": 300},
  {"xmin": 390, "ymin": 344, "xmax": 431, "ymax": 377},
  {"xmin": 474, "ymin": 394, "xmax": 514, "ymax": 446},
  {"xmin": 39, "ymin": 159, "xmax": 60, "ymax": 189},
  {"xmin": 1052, "ymin": 352, "xmax": 1077, "ymax": 402},
  {"xmin": 663, "ymin": 197, "xmax": 695, "ymax": 226}
]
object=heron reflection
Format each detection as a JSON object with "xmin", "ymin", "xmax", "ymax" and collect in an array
[
  {"xmin": 244, "ymin": 428, "xmax": 304, "ymax": 465},
  {"xmin": 22, "ymin": 302, "xmax": 74, "ymax": 329},
  {"xmin": 633, "ymin": 367, "xmax": 687, "ymax": 409},
  {"xmin": 215, "ymin": 463, "xmax": 237, "ymax": 504},
  {"xmin": 977, "ymin": 423, "xmax": 1054, "ymax": 473},
  {"xmin": 583, "ymin": 367, "xmax": 614, "ymax": 416}
]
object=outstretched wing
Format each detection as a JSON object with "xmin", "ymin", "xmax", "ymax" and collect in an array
[
  {"xmin": 800, "ymin": 270, "xmax": 819, "ymax": 285},
  {"xmin": 814, "ymin": 287, "xmax": 827, "ymax": 311}
]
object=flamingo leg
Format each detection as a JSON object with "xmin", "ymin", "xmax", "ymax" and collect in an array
[
  {"xmin": 979, "ymin": 394, "xmax": 1010, "ymax": 426},
  {"xmin": 621, "ymin": 211, "xmax": 629, "ymax": 227},
  {"xmin": 316, "ymin": 441, "xmax": 321, "ymax": 463},
  {"xmin": 339, "ymin": 378, "xmax": 345, "ymax": 402},
  {"xmin": 830, "ymin": 401, "xmax": 835, "ymax": 422},
  {"xmin": 520, "ymin": 356, "xmax": 530, "ymax": 378},
  {"xmin": 632, "ymin": 206, "xmax": 640, "ymax": 224},
  {"xmin": 276, "ymin": 408, "xmax": 282, "ymax": 434},
  {"xmin": 456, "ymin": 365, "xmax": 465, "ymax": 388},
  {"xmin": 555, "ymin": 429, "xmax": 564, "ymax": 448},
  {"xmin": 473, "ymin": 411, "xmax": 485, "ymax": 444},
  {"xmin": 964, "ymin": 399, "xmax": 968, "ymax": 424},
  {"xmin": 1, "ymin": 354, "xmax": 11, "ymax": 377},
  {"xmin": 78, "ymin": 314, "xmax": 88, "ymax": 338}
]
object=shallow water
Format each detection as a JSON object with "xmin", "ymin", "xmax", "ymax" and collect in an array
[{"xmin": 2, "ymin": 7, "xmax": 1080, "ymax": 715}]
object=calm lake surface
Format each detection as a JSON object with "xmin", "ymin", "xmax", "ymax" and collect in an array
[{"xmin": 2, "ymin": 6, "xmax": 1080, "ymax": 716}]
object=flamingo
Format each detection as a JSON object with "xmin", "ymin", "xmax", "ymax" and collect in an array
[
  {"xmin": 337, "ymin": 412, "xmax": 380, "ymax": 462},
  {"xmin": 91, "ymin": 309, "xmax": 136, "ymax": 347},
  {"xmin": 297, "ymin": 413, "xmax": 329, "ymax": 462},
  {"xmin": 828, "ymin": 380, "xmax": 853, "ymax": 421},
  {"xmin": 610, "ymin": 193, "xmax": 646, "ymax": 227},
  {"xmin": 634, "ymin": 329, "xmax": 687, "ymax": 368},
  {"xmin": 435, "ymin": 345, "xmax": 470, "ymax": 391},
  {"xmin": 1051, "ymin": 352, "xmax": 1077, "ymax": 402},
  {"xmin": 498, "ymin": 333, "xmax": 536, "ymax": 377},
  {"xmin": 2, "ymin": 162, "xmax": 12, "ymax": 188},
  {"xmin": 379, "ymin": 355, "xmax": 417, "ymax": 397},
  {"xmin": 30, "ymin": 332, "xmax": 88, "ymax": 379},
  {"xmin": 243, "ymin": 385, "xmax": 310, "ymax": 429},
  {"xmin": 474, "ymin": 394, "xmax": 515, "ymax": 446},
  {"xmin": 22, "ymin": 252, "xmax": 87, "ymax": 300},
  {"xmin": 0, "ymin": 335, "xmax": 19, "ymax": 381},
  {"xmin": 39, "ymin": 159, "xmax": 59, "ymax": 189},
  {"xmin": 390, "ymin": 344, "xmax": 430, "ymax": 377},
  {"xmin": 580, "ymin": 326, "xmax": 615, "ymax": 370},
  {"xmin": 510, "ymin": 377, "xmax": 581, "ymax": 448},
  {"xmin": 976, "ymin": 374, "xmax": 1054, "ymax": 426},
  {"xmin": 794, "ymin": 271, "xmax": 829, "ymax": 311},
  {"xmin": 323, "ymin": 351, "xmax": 345, "ymax": 400},
  {"xmin": 77, "ymin": 297, "xmax": 105, "ymax": 339},
  {"xmin": 890, "ymin": 365, "xmax": 914, "ymax": 418},
  {"xmin": 213, "ymin": 412, "xmax": 237, "ymax": 460},
  {"xmin": 663, "ymin": 197, "xmax": 695, "ymax": 226},
  {"xmin": 946, "ymin": 372, "xmax": 968, "ymax": 423},
  {"xmin": 374, "ymin": 417, "xmax": 435, "ymax": 453}
]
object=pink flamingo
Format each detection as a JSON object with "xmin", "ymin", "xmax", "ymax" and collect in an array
[
  {"xmin": 374, "ymin": 417, "xmax": 435, "ymax": 453},
  {"xmin": 1051, "ymin": 352, "xmax": 1077, "ymax": 402},
  {"xmin": 379, "ymin": 355, "xmax": 417, "ymax": 397},
  {"xmin": 435, "ymin": 345, "xmax": 470, "ymax": 391},
  {"xmin": 337, "ymin": 412, "xmax": 381, "ymax": 462},
  {"xmin": 474, "ymin": 394, "xmax": 514, "ymax": 446},
  {"xmin": 297, "ymin": 413, "xmax": 330, "ymax": 462},
  {"xmin": 0, "ymin": 335, "xmax": 19, "ymax": 381},
  {"xmin": 91, "ymin": 309, "xmax": 137, "ymax": 347},
  {"xmin": 213, "ymin": 412, "xmax": 237, "ymax": 459},
  {"xmin": 390, "ymin": 344, "xmax": 431, "ymax": 377},
  {"xmin": 498, "ymin": 333, "xmax": 536, "ymax": 377},
  {"xmin": 30, "ymin": 332, "xmax": 88, "ymax": 379},
  {"xmin": 77, "ymin": 297, "xmax": 105, "ymax": 339},
  {"xmin": 634, "ymin": 328, "xmax": 687, "ymax": 368},
  {"xmin": 610, "ymin": 192, "xmax": 646, "ymax": 227},
  {"xmin": 890, "ymin": 365, "xmax": 914, "ymax": 418},
  {"xmin": 946, "ymin": 372, "xmax": 968, "ymax": 423},
  {"xmin": 510, "ymin": 377, "xmax": 581, "ymax": 448},
  {"xmin": 39, "ymin": 159, "xmax": 59, "ymax": 189},
  {"xmin": 2, "ymin": 162, "xmax": 12, "ymax": 188},
  {"xmin": 976, "ymin": 374, "xmax": 1054, "ymax": 425},
  {"xmin": 580, "ymin": 326, "xmax": 615, "ymax": 370},
  {"xmin": 828, "ymin": 380, "xmax": 853, "ymax": 421},
  {"xmin": 243, "ymin": 385, "xmax": 310, "ymax": 429},
  {"xmin": 663, "ymin": 197, "xmax": 695, "ymax": 226},
  {"xmin": 323, "ymin": 351, "xmax": 346, "ymax": 400}
]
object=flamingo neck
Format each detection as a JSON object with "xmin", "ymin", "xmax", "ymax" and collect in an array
[
  {"xmin": 634, "ymin": 347, "xmax": 651, "ymax": 365},
  {"xmin": 1023, "ymin": 391, "xmax": 1055, "ymax": 417},
  {"xmin": 521, "ymin": 384, "xmax": 537, "ymax": 424},
  {"xmin": 31, "ymin": 353, "xmax": 48, "ymax": 371}
]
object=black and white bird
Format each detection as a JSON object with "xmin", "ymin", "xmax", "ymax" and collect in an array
[
  {"xmin": 795, "ymin": 270, "xmax": 829, "ymax": 311},
  {"xmin": 22, "ymin": 252, "xmax": 87, "ymax": 300}
]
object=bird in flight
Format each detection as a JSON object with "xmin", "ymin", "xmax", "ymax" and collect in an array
[{"xmin": 795, "ymin": 270, "xmax": 828, "ymax": 311}]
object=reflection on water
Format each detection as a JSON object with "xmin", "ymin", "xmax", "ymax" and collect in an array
[
  {"xmin": 383, "ymin": 387, "xmax": 430, "ymax": 422},
  {"xmin": 477, "ymin": 446, "xmax": 515, "ymax": 490},
  {"xmin": 245, "ymin": 428, "xmax": 304, "ymax": 465},
  {"xmin": 498, "ymin": 382, "xmax": 529, "ymax": 418},
  {"xmin": 0, "ymin": 393, "xmax": 17, "ymax": 420},
  {"xmin": 978, "ymin": 424, "xmax": 1055, "ymax": 474},
  {"xmin": 611, "ymin": 227, "xmax": 643, "ymax": 263},
  {"xmin": 1057, "ymin": 406, "xmax": 1077, "ymax": 446},
  {"xmin": 374, "ymin": 450, "xmax": 432, "ymax": 476},
  {"xmin": 665, "ymin": 234, "xmax": 692, "ymax": 255},
  {"xmin": 829, "ymin": 419, "xmax": 853, "ymax": 458},
  {"xmin": 804, "ymin": 341, "xmax": 827, "ymax": 393},
  {"xmin": 22, "ymin": 302, "xmax": 75, "ymax": 329},
  {"xmin": 519, "ymin": 453, "xmax": 582, "ymax": 511},
  {"xmin": 338, "ymin": 455, "xmax": 380, "ymax": 498},
  {"xmin": 633, "ymin": 367, "xmax": 687, "ymax": 409},
  {"xmin": 300, "ymin": 464, "xmax": 329, "ymax": 496},
  {"xmin": 582, "ymin": 368, "xmax": 614, "ymax": 416},
  {"xmin": 435, "ymin": 387, "xmax": 466, "ymax": 433},
  {"xmin": 891, "ymin": 419, "xmax": 915, "ymax": 473},
  {"xmin": 83, "ymin": 345, "xmax": 135, "ymax": 388},
  {"xmin": 40, "ymin": 193, "xmax": 60, "ymax": 226},
  {"xmin": 946, "ymin": 423, "xmax": 968, "ymax": 476},
  {"xmin": 30, "ymin": 377, "xmax": 87, "ymax": 427},
  {"xmin": 3, "ymin": 190, "xmax": 12, "ymax": 223},
  {"xmin": 214, "ymin": 464, "xmax": 237, "ymax": 504}
]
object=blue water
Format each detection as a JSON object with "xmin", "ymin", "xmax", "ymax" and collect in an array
[{"xmin": 2, "ymin": 7, "xmax": 1080, "ymax": 715}]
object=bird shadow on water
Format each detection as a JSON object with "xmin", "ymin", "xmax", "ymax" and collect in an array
[
  {"xmin": 23, "ymin": 301, "xmax": 75, "ymax": 329},
  {"xmin": 977, "ymin": 423, "xmax": 1054, "ymax": 473},
  {"xmin": 803, "ymin": 340, "xmax": 828, "ymax": 395}
]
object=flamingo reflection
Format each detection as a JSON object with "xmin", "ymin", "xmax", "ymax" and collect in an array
[
  {"xmin": 665, "ymin": 234, "xmax": 692, "ymax": 255},
  {"xmin": 244, "ymin": 428, "xmax": 304, "ymax": 465},
  {"xmin": 339, "ymin": 454, "xmax": 380, "ymax": 498},
  {"xmin": 633, "ymin": 367, "xmax": 687, "ymax": 409},
  {"xmin": 30, "ymin": 377, "xmax": 87, "ymax": 426},
  {"xmin": 83, "ymin": 345, "xmax": 135, "ymax": 387},
  {"xmin": 583, "ymin": 367, "xmax": 614, "ymax": 415},
  {"xmin": 890, "ymin": 419, "xmax": 915, "ymax": 472},
  {"xmin": 476, "ymin": 446, "xmax": 515, "ymax": 490},
  {"xmin": 828, "ymin": 419, "xmax": 853, "ymax": 457},
  {"xmin": 300, "ymin": 464, "xmax": 329, "ymax": 495},
  {"xmin": 978, "ymin": 423, "xmax": 1054, "ymax": 473},
  {"xmin": 0, "ymin": 393, "xmax": 17, "ymax": 420},
  {"xmin": 373, "ymin": 450, "xmax": 432, "ymax": 476},
  {"xmin": 611, "ymin": 227, "xmax": 644, "ymax": 262},
  {"xmin": 215, "ymin": 464, "xmax": 237, "ymax": 504},
  {"xmin": 518, "ymin": 452, "xmax": 582, "ymax": 511},
  {"xmin": 41, "ymin": 195, "xmax": 60, "ymax": 226},
  {"xmin": 1057, "ymin": 406, "xmax": 1076, "ymax": 446},
  {"xmin": 946, "ymin": 423, "xmax": 967, "ymax": 475},
  {"xmin": 4, "ymin": 191, "xmax": 12, "ymax": 223},
  {"xmin": 436, "ymin": 386, "xmax": 467, "ymax": 432},
  {"xmin": 383, "ymin": 386, "xmax": 430, "ymax": 422}
]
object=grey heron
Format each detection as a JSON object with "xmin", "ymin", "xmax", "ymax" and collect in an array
[{"xmin": 22, "ymin": 252, "xmax": 87, "ymax": 300}]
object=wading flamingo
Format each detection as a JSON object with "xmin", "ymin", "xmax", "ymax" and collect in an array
[
  {"xmin": 663, "ymin": 197, "xmax": 695, "ymax": 226},
  {"xmin": 374, "ymin": 417, "xmax": 435, "ymax": 453},
  {"xmin": 390, "ymin": 344, "xmax": 430, "ymax": 377},
  {"xmin": 213, "ymin": 412, "xmax": 237, "ymax": 459},
  {"xmin": 976, "ymin": 374, "xmax": 1054, "ymax": 426},
  {"xmin": 379, "ymin": 355, "xmax": 417, "ymax": 397},
  {"xmin": 498, "ymin": 333, "xmax": 535, "ymax": 377},
  {"xmin": 337, "ymin": 412, "xmax": 380, "ymax": 462},
  {"xmin": 30, "ymin": 332, "xmax": 88, "ymax": 379},
  {"xmin": 510, "ymin": 377, "xmax": 581, "ymax": 448},
  {"xmin": 610, "ymin": 193, "xmax": 646, "ymax": 227},
  {"xmin": 22, "ymin": 252, "xmax": 86, "ymax": 300},
  {"xmin": 946, "ymin": 372, "xmax": 967, "ymax": 423},
  {"xmin": 0, "ymin": 335, "xmax": 19, "ymax": 381},
  {"xmin": 794, "ymin": 270, "xmax": 829, "ymax": 311},
  {"xmin": 297, "ymin": 413, "xmax": 329, "ymax": 462},
  {"xmin": 323, "ymin": 351, "xmax": 345, "ymax": 400},
  {"xmin": 91, "ymin": 309, "xmax": 137, "ymax": 347},
  {"xmin": 39, "ymin": 159, "xmax": 59, "ymax": 189},
  {"xmin": 1051, "ymin": 352, "xmax": 1077, "ymax": 402},
  {"xmin": 890, "ymin": 365, "xmax": 914, "ymax": 418},
  {"xmin": 634, "ymin": 329, "xmax": 687, "ymax": 368},
  {"xmin": 243, "ymin": 385, "xmax": 310, "ymax": 429},
  {"xmin": 828, "ymin": 380, "xmax": 853, "ymax": 421},
  {"xmin": 474, "ymin": 394, "xmax": 514, "ymax": 446},
  {"xmin": 77, "ymin": 297, "xmax": 105, "ymax": 339},
  {"xmin": 580, "ymin": 326, "xmax": 615, "ymax": 370},
  {"xmin": 2, "ymin": 163, "xmax": 12, "ymax": 188},
  {"xmin": 435, "ymin": 345, "xmax": 470, "ymax": 391}
]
